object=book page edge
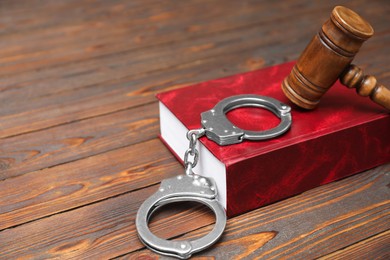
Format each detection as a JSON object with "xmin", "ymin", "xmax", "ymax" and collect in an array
[{"xmin": 159, "ymin": 101, "xmax": 227, "ymax": 209}]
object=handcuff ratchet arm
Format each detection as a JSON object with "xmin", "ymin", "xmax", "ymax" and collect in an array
[
  {"xmin": 136, "ymin": 94, "xmax": 292, "ymax": 259},
  {"xmin": 201, "ymin": 94, "xmax": 292, "ymax": 145},
  {"xmin": 136, "ymin": 174, "xmax": 226, "ymax": 259}
]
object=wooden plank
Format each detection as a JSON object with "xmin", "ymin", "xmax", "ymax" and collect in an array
[
  {"xmin": 0, "ymin": 1, "xmax": 389, "ymax": 258},
  {"xmin": 0, "ymin": 1, "xmax": 160, "ymax": 35},
  {"xmin": 0, "ymin": 0, "xmax": 338, "ymax": 71},
  {"xmin": 2, "ymin": 0, "xmax": 386, "ymax": 90},
  {"xmin": 1, "ymin": 34, "xmax": 388, "ymax": 139},
  {"xmin": 0, "ymin": 138, "xmax": 182, "ymax": 231},
  {"xmin": 119, "ymin": 164, "xmax": 390, "ymax": 259},
  {"xmin": 1, "ymin": 1, "xmax": 388, "ymax": 138},
  {"xmin": 1, "ymin": 37, "xmax": 388, "ymax": 177},
  {"xmin": 0, "ymin": 163, "xmax": 388, "ymax": 259},
  {"xmin": 1, "ymin": 0, "xmax": 323, "ymax": 94},
  {"xmin": 10, "ymin": 47, "xmax": 390, "ymax": 179},
  {"xmin": 318, "ymin": 230, "xmax": 390, "ymax": 260},
  {"xmin": 0, "ymin": 184, "xmax": 214, "ymax": 259},
  {"xmin": 0, "ymin": 103, "xmax": 159, "ymax": 180}
]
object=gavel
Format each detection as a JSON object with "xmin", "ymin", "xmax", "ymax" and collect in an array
[{"xmin": 282, "ymin": 6, "xmax": 390, "ymax": 110}]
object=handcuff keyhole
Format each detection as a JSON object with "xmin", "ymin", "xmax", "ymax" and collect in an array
[
  {"xmin": 148, "ymin": 201, "xmax": 216, "ymax": 240},
  {"xmin": 226, "ymin": 107, "xmax": 280, "ymax": 131}
]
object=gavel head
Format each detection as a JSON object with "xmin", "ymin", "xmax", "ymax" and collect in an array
[{"xmin": 281, "ymin": 6, "xmax": 374, "ymax": 109}]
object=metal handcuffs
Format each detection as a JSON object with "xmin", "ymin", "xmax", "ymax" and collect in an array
[{"xmin": 136, "ymin": 94, "xmax": 292, "ymax": 259}]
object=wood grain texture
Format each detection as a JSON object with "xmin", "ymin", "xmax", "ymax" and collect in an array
[
  {"xmin": 0, "ymin": 103, "xmax": 159, "ymax": 180},
  {"xmin": 319, "ymin": 230, "xmax": 390, "ymax": 260},
  {"xmin": 0, "ymin": 184, "xmax": 216, "ymax": 259},
  {"xmin": 119, "ymin": 165, "xmax": 390, "ymax": 260},
  {"xmin": 1, "ymin": 0, "xmax": 389, "ymax": 138},
  {"xmin": 0, "ymin": 0, "xmax": 389, "ymax": 259},
  {"xmin": 0, "ymin": 164, "xmax": 388, "ymax": 259},
  {"xmin": 0, "ymin": 138, "xmax": 182, "ymax": 231}
]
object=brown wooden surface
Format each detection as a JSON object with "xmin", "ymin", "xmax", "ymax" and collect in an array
[{"xmin": 0, "ymin": 0, "xmax": 389, "ymax": 259}]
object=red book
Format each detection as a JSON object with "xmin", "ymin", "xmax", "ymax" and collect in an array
[{"xmin": 157, "ymin": 61, "xmax": 390, "ymax": 217}]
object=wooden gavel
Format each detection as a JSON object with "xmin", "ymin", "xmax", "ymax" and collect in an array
[{"xmin": 282, "ymin": 6, "xmax": 390, "ymax": 110}]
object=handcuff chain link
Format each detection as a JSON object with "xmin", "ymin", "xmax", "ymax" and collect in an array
[
  {"xmin": 136, "ymin": 95, "xmax": 291, "ymax": 259},
  {"xmin": 184, "ymin": 128, "xmax": 205, "ymax": 175}
]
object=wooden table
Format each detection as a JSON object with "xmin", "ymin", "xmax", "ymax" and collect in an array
[{"xmin": 0, "ymin": 1, "xmax": 389, "ymax": 259}]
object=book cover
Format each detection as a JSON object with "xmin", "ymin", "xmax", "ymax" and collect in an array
[{"xmin": 157, "ymin": 61, "xmax": 390, "ymax": 217}]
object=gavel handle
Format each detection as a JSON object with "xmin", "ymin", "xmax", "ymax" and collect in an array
[{"xmin": 340, "ymin": 64, "xmax": 390, "ymax": 110}]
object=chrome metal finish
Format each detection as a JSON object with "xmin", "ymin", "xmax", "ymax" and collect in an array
[
  {"xmin": 136, "ymin": 94, "xmax": 292, "ymax": 258},
  {"xmin": 201, "ymin": 94, "xmax": 292, "ymax": 145},
  {"xmin": 183, "ymin": 128, "xmax": 205, "ymax": 172},
  {"xmin": 135, "ymin": 174, "xmax": 226, "ymax": 259}
]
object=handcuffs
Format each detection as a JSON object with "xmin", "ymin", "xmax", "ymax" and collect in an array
[{"xmin": 136, "ymin": 94, "xmax": 292, "ymax": 259}]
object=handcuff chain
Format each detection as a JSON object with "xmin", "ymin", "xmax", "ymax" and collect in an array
[
  {"xmin": 136, "ymin": 95, "xmax": 291, "ymax": 259},
  {"xmin": 184, "ymin": 128, "xmax": 205, "ymax": 175}
]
